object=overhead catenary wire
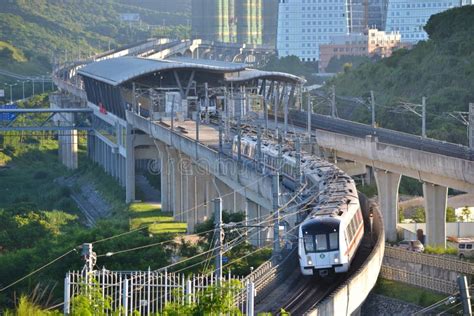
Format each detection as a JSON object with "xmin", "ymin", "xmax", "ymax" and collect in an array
[{"xmin": 0, "ymin": 248, "xmax": 78, "ymax": 292}]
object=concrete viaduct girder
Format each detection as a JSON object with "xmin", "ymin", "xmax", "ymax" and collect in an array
[
  {"xmin": 125, "ymin": 112, "xmax": 274, "ymax": 237},
  {"xmin": 316, "ymin": 129, "xmax": 474, "ymax": 247}
]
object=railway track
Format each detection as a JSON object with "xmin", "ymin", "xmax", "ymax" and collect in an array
[
  {"xmin": 277, "ymin": 274, "xmax": 343, "ymax": 315},
  {"xmin": 287, "ymin": 111, "xmax": 474, "ymax": 161}
]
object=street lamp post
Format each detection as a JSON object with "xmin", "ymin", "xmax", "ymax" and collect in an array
[
  {"xmin": 17, "ymin": 80, "xmax": 28, "ymax": 100},
  {"xmin": 4, "ymin": 83, "xmax": 17, "ymax": 104}
]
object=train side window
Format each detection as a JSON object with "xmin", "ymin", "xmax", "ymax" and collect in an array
[
  {"xmin": 347, "ymin": 222, "xmax": 354, "ymax": 240},
  {"xmin": 351, "ymin": 218, "xmax": 358, "ymax": 235},
  {"xmin": 467, "ymin": 244, "xmax": 473, "ymax": 250},
  {"xmin": 459, "ymin": 244, "xmax": 466, "ymax": 249},
  {"xmin": 329, "ymin": 232, "xmax": 339, "ymax": 250},
  {"xmin": 315, "ymin": 234, "xmax": 328, "ymax": 251},
  {"xmin": 304, "ymin": 235, "xmax": 315, "ymax": 252},
  {"xmin": 347, "ymin": 226, "xmax": 353, "ymax": 241}
]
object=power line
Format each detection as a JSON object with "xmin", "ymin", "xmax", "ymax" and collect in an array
[{"xmin": 0, "ymin": 248, "xmax": 78, "ymax": 292}]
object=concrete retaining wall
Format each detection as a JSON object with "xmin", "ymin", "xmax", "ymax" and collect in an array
[{"xmin": 308, "ymin": 207, "xmax": 385, "ymax": 316}]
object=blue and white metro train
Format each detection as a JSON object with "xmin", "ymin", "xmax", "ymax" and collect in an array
[{"xmin": 232, "ymin": 134, "xmax": 364, "ymax": 277}]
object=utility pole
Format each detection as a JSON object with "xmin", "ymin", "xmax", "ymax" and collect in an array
[
  {"xmin": 237, "ymin": 112, "xmax": 242, "ymax": 162},
  {"xmin": 246, "ymin": 281, "xmax": 255, "ymax": 316},
  {"xmin": 307, "ymin": 89, "xmax": 312, "ymax": 139},
  {"xmin": 295, "ymin": 137, "xmax": 301, "ymax": 187},
  {"xmin": 132, "ymin": 82, "xmax": 136, "ymax": 113},
  {"xmin": 331, "ymin": 85, "xmax": 336, "ymax": 118},
  {"xmin": 196, "ymin": 100, "xmax": 200, "ymax": 144},
  {"xmin": 204, "ymin": 82, "xmax": 209, "ymax": 124},
  {"xmin": 257, "ymin": 125, "xmax": 262, "ymax": 171},
  {"xmin": 263, "ymin": 81, "xmax": 268, "ymax": 134},
  {"xmin": 422, "ymin": 96, "xmax": 426, "ymax": 138},
  {"xmin": 469, "ymin": 103, "xmax": 473, "ymax": 149},
  {"xmin": 218, "ymin": 111, "xmax": 223, "ymax": 153},
  {"xmin": 214, "ymin": 198, "xmax": 223, "ymax": 285},
  {"xmin": 81, "ymin": 243, "xmax": 96, "ymax": 289},
  {"xmin": 398, "ymin": 97, "xmax": 427, "ymax": 138},
  {"xmin": 457, "ymin": 275, "xmax": 472, "ymax": 316},
  {"xmin": 170, "ymin": 94, "xmax": 175, "ymax": 131},
  {"xmin": 272, "ymin": 173, "xmax": 280, "ymax": 261},
  {"xmin": 32, "ymin": 78, "xmax": 35, "ymax": 96},
  {"xmin": 370, "ymin": 90, "xmax": 376, "ymax": 128},
  {"xmin": 274, "ymin": 82, "xmax": 279, "ymax": 129}
]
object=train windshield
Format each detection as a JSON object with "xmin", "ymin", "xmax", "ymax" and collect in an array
[{"xmin": 303, "ymin": 231, "xmax": 339, "ymax": 253}]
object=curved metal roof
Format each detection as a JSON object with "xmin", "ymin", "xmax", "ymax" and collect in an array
[
  {"xmin": 78, "ymin": 56, "xmax": 305, "ymax": 86},
  {"xmin": 224, "ymin": 69, "xmax": 306, "ymax": 84},
  {"xmin": 78, "ymin": 56, "xmax": 248, "ymax": 86}
]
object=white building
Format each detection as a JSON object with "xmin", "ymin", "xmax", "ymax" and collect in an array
[
  {"xmin": 277, "ymin": 0, "xmax": 354, "ymax": 62},
  {"xmin": 385, "ymin": 0, "xmax": 473, "ymax": 43}
]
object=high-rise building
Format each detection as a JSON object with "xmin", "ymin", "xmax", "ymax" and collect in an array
[
  {"xmin": 192, "ymin": 0, "xmax": 237, "ymax": 42},
  {"xmin": 191, "ymin": 0, "xmax": 277, "ymax": 46},
  {"xmin": 277, "ymin": 0, "xmax": 353, "ymax": 62},
  {"xmin": 385, "ymin": 0, "xmax": 472, "ymax": 43},
  {"xmin": 367, "ymin": 0, "xmax": 388, "ymax": 30}
]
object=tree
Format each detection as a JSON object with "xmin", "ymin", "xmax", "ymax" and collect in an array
[
  {"xmin": 70, "ymin": 278, "xmax": 112, "ymax": 316},
  {"xmin": 446, "ymin": 207, "xmax": 457, "ymax": 222},
  {"xmin": 460, "ymin": 206, "xmax": 471, "ymax": 222},
  {"xmin": 399, "ymin": 207, "xmax": 405, "ymax": 223},
  {"xmin": 162, "ymin": 280, "xmax": 243, "ymax": 316},
  {"xmin": 412, "ymin": 207, "xmax": 426, "ymax": 223}
]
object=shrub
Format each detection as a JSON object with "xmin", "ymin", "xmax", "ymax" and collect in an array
[{"xmin": 33, "ymin": 170, "xmax": 49, "ymax": 180}]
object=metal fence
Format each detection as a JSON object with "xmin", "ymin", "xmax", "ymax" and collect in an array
[
  {"xmin": 64, "ymin": 268, "xmax": 250, "ymax": 315},
  {"xmin": 385, "ymin": 246, "xmax": 474, "ymax": 275},
  {"xmin": 380, "ymin": 265, "xmax": 458, "ymax": 294}
]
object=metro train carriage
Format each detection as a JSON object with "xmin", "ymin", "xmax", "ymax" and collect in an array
[
  {"xmin": 298, "ymin": 199, "xmax": 364, "ymax": 277},
  {"xmin": 232, "ymin": 134, "xmax": 364, "ymax": 276}
]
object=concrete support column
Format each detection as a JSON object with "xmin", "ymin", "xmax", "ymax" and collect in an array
[
  {"xmin": 167, "ymin": 147, "xmax": 184, "ymax": 221},
  {"xmin": 58, "ymin": 130, "xmax": 78, "ymax": 169},
  {"xmin": 214, "ymin": 178, "xmax": 234, "ymax": 212},
  {"xmin": 154, "ymin": 141, "xmax": 171, "ymax": 213},
  {"xmin": 125, "ymin": 124, "xmax": 135, "ymax": 203},
  {"xmin": 186, "ymin": 172, "xmax": 197, "ymax": 232},
  {"xmin": 246, "ymin": 199, "xmax": 262, "ymax": 246},
  {"xmin": 374, "ymin": 170, "xmax": 401, "ymax": 242},
  {"xmin": 423, "ymin": 183, "xmax": 448, "ymax": 247}
]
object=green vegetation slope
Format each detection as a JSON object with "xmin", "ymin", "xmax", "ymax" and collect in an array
[
  {"xmin": 327, "ymin": 6, "xmax": 474, "ymax": 145},
  {"xmin": 0, "ymin": 0, "xmax": 190, "ymax": 94}
]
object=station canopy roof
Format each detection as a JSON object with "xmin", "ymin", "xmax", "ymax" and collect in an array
[{"xmin": 78, "ymin": 56, "xmax": 305, "ymax": 86}]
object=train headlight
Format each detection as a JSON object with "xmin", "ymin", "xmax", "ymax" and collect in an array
[
  {"xmin": 307, "ymin": 256, "xmax": 313, "ymax": 266},
  {"xmin": 334, "ymin": 257, "xmax": 339, "ymax": 263}
]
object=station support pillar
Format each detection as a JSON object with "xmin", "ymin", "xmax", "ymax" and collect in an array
[
  {"xmin": 374, "ymin": 170, "xmax": 401, "ymax": 242},
  {"xmin": 423, "ymin": 182, "xmax": 447, "ymax": 248},
  {"xmin": 125, "ymin": 124, "xmax": 135, "ymax": 203}
]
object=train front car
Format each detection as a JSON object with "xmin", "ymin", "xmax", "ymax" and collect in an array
[
  {"xmin": 298, "ymin": 193, "xmax": 364, "ymax": 277},
  {"xmin": 298, "ymin": 217, "xmax": 343, "ymax": 277}
]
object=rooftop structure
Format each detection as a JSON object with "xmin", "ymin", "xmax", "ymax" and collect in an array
[
  {"xmin": 78, "ymin": 56, "xmax": 304, "ymax": 120},
  {"xmin": 318, "ymin": 29, "xmax": 403, "ymax": 72}
]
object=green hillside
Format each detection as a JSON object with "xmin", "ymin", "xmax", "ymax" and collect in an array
[
  {"xmin": 0, "ymin": 0, "xmax": 190, "ymax": 96},
  {"xmin": 327, "ymin": 6, "xmax": 474, "ymax": 145}
]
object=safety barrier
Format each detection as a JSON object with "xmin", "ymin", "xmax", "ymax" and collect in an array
[
  {"xmin": 308, "ymin": 205, "xmax": 385, "ymax": 316},
  {"xmin": 385, "ymin": 246, "xmax": 474, "ymax": 275},
  {"xmin": 380, "ymin": 265, "xmax": 458, "ymax": 295}
]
